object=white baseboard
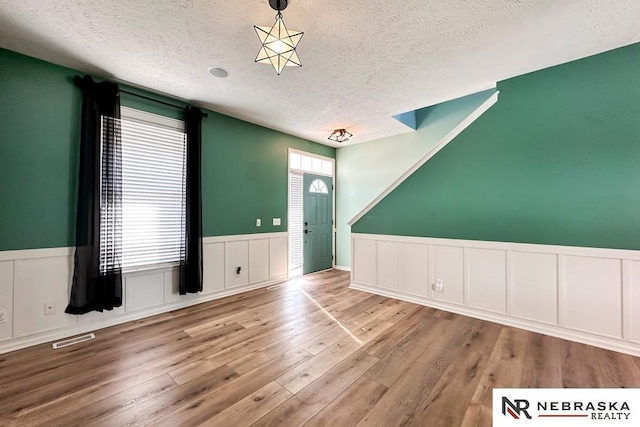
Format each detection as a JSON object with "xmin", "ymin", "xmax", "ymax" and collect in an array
[{"xmin": 334, "ymin": 265, "xmax": 351, "ymax": 272}]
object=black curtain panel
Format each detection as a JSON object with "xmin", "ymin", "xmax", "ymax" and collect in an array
[
  {"xmin": 66, "ymin": 75, "xmax": 123, "ymax": 315},
  {"xmin": 179, "ymin": 107, "xmax": 204, "ymax": 294}
]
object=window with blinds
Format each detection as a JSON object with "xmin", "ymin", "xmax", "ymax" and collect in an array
[{"xmin": 100, "ymin": 107, "xmax": 186, "ymax": 271}]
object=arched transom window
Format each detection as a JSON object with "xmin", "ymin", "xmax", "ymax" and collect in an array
[{"xmin": 309, "ymin": 179, "xmax": 328, "ymax": 194}]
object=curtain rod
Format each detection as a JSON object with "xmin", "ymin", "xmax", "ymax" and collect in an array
[{"xmin": 119, "ymin": 89, "xmax": 208, "ymax": 118}]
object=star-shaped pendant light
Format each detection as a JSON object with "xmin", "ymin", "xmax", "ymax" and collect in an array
[{"xmin": 254, "ymin": 0, "xmax": 303, "ymax": 75}]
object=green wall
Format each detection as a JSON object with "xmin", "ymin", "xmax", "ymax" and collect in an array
[
  {"xmin": 0, "ymin": 50, "xmax": 81, "ymax": 251},
  {"xmin": 202, "ymin": 112, "xmax": 333, "ymax": 236},
  {"xmin": 353, "ymin": 42, "xmax": 640, "ymax": 250},
  {"xmin": 0, "ymin": 48, "xmax": 334, "ymax": 251}
]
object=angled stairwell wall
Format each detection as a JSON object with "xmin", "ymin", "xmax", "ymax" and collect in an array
[
  {"xmin": 335, "ymin": 88, "xmax": 498, "ymax": 267},
  {"xmin": 349, "ymin": 42, "xmax": 640, "ymax": 355},
  {"xmin": 351, "ymin": 43, "xmax": 640, "ymax": 248}
]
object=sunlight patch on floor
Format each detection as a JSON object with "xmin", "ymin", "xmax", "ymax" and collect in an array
[{"xmin": 296, "ymin": 287, "xmax": 363, "ymax": 345}]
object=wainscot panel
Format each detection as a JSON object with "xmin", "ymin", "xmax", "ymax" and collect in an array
[
  {"xmin": 399, "ymin": 242, "xmax": 428, "ymax": 298},
  {"xmin": 467, "ymin": 248, "xmax": 506, "ymax": 314},
  {"xmin": 14, "ymin": 256, "xmax": 77, "ymax": 337},
  {"xmin": 0, "ymin": 261, "xmax": 14, "ymax": 340},
  {"xmin": 202, "ymin": 242, "xmax": 225, "ymax": 295},
  {"xmin": 430, "ymin": 245, "xmax": 464, "ymax": 305},
  {"xmin": 560, "ymin": 256, "xmax": 622, "ymax": 338},
  {"xmin": 509, "ymin": 251, "xmax": 557, "ymax": 325},
  {"xmin": 376, "ymin": 241, "xmax": 399, "ymax": 291},
  {"xmin": 624, "ymin": 260, "xmax": 640, "ymax": 343},
  {"xmin": 249, "ymin": 239, "xmax": 270, "ymax": 284}
]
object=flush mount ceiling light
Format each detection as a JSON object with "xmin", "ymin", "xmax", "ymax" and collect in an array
[
  {"xmin": 328, "ymin": 129, "xmax": 353, "ymax": 143},
  {"xmin": 254, "ymin": 0, "xmax": 303, "ymax": 75}
]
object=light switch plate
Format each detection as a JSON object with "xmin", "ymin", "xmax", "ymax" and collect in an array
[
  {"xmin": 256, "ymin": 219, "xmax": 261, "ymax": 227},
  {"xmin": 273, "ymin": 218, "xmax": 281, "ymax": 226}
]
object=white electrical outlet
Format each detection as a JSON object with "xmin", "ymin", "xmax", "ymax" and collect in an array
[
  {"xmin": 256, "ymin": 218, "xmax": 261, "ymax": 227},
  {"xmin": 44, "ymin": 302, "xmax": 56, "ymax": 315},
  {"xmin": 273, "ymin": 218, "xmax": 281, "ymax": 226},
  {"xmin": 0, "ymin": 309, "xmax": 7, "ymax": 324},
  {"xmin": 435, "ymin": 279, "xmax": 444, "ymax": 293}
]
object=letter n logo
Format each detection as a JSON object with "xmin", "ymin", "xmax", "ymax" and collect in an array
[{"xmin": 502, "ymin": 397, "xmax": 532, "ymax": 419}]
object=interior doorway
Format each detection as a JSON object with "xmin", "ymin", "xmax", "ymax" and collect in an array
[{"xmin": 288, "ymin": 149, "xmax": 335, "ymax": 277}]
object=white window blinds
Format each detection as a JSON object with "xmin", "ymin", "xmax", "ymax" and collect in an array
[
  {"xmin": 100, "ymin": 108, "xmax": 186, "ymax": 271},
  {"xmin": 289, "ymin": 173, "xmax": 303, "ymax": 272}
]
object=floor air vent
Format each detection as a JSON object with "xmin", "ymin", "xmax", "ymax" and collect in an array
[
  {"xmin": 267, "ymin": 284, "xmax": 284, "ymax": 290},
  {"xmin": 52, "ymin": 333, "xmax": 96, "ymax": 349}
]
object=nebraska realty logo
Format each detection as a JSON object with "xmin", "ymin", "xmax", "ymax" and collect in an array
[{"xmin": 493, "ymin": 389, "xmax": 640, "ymax": 426}]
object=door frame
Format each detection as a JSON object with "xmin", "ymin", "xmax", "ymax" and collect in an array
[{"xmin": 287, "ymin": 148, "xmax": 336, "ymax": 277}]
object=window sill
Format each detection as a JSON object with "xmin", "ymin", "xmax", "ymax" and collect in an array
[{"xmin": 122, "ymin": 262, "xmax": 180, "ymax": 277}]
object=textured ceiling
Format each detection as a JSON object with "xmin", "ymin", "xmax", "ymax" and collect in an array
[{"xmin": 1, "ymin": 0, "xmax": 639, "ymax": 146}]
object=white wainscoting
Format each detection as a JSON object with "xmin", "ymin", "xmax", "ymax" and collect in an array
[
  {"xmin": 351, "ymin": 233, "xmax": 640, "ymax": 356},
  {"xmin": 0, "ymin": 232, "xmax": 288, "ymax": 354}
]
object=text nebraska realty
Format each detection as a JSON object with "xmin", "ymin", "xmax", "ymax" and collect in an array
[
  {"xmin": 505, "ymin": 397, "xmax": 631, "ymax": 420},
  {"xmin": 539, "ymin": 400, "xmax": 631, "ymax": 420}
]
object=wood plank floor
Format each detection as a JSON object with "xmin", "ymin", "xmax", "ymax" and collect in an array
[{"xmin": 1, "ymin": 269, "xmax": 639, "ymax": 426}]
